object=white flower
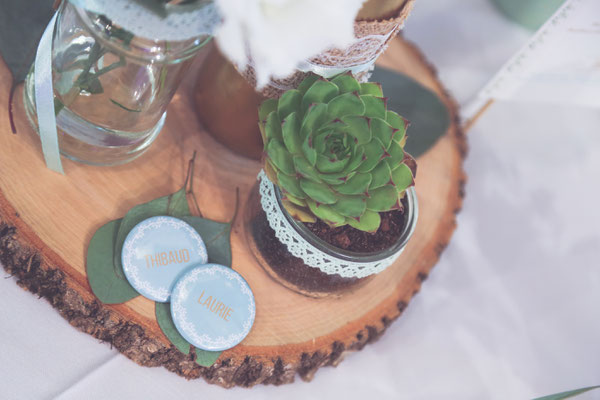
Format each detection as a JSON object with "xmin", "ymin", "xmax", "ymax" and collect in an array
[{"xmin": 214, "ymin": 0, "xmax": 366, "ymax": 87}]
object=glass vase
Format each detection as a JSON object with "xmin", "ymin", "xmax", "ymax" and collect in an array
[
  {"xmin": 23, "ymin": 0, "xmax": 210, "ymax": 166},
  {"xmin": 243, "ymin": 177, "xmax": 418, "ymax": 298}
]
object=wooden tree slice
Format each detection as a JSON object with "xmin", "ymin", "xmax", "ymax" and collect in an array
[{"xmin": 0, "ymin": 37, "xmax": 466, "ymax": 387}]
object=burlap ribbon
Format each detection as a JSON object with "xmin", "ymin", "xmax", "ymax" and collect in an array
[{"xmin": 241, "ymin": 0, "xmax": 415, "ymax": 98}]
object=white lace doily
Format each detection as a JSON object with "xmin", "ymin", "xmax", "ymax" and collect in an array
[
  {"xmin": 69, "ymin": 0, "xmax": 220, "ymax": 41},
  {"xmin": 258, "ymin": 171, "xmax": 406, "ymax": 278}
]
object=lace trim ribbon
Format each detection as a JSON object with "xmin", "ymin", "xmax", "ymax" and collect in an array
[{"xmin": 258, "ymin": 170, "xmax": 405, "ymax": 278}]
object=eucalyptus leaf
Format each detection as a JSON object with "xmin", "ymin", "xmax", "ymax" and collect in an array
[
  {"xmin": 113, "ymin": 187, "xmax": 190, "ymax": 279},
  {"xmin": 195, "ymin": 347, "xmax": 221, "ymax": 367},
  {"xmin": 155, "ymin": 302, "xmax": 191, "ymax": 354},
  {"xmin": 370, "ymin": 66, "xmax": 450, "ymax": 158},
  {"xmin": 134, "ymin": 0, "xmax": 169, "ymax": 17},
  {"xmin": 0, "ymin": 0, "xmax": 55, "ymax": 132},
  {"xmin": 86, "ymin": 219, "xmax": 139, "ymax": 304},
  {"xmin": 0, "ymin": 0, "xmax": 54, "ymax": 86},
  {"xmin": 80, "ymin": 77, "xmax": 104, "ymax": 94},
  {"xmin": 533, "ymin": 385, "xmax": 600, "ymax": 400},
  {"xmin": 180, "ymin": 216, "xmax": 232, "ymax": 267},
  {"xmin": 167, "ymin": 187, "xmax": 191, "ymax": 216}
]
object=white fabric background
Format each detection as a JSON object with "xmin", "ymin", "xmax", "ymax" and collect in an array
[{"xmin": 1, "ymin": 0, "xmax": 599, "ymax": 399}]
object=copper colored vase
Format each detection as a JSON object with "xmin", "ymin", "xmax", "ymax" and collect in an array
[{"xmin": 194, "ymin": 0, "xmax": 413, "ymax": 160}]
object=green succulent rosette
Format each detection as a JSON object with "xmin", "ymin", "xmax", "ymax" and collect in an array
[{"xmin": 258, "ymin": 73, "xmax": 416, "ymax": 233}]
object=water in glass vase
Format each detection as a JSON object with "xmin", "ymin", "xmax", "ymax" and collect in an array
[{"xmin": 23, "ymin": 2, "xmax": 208, "ymax": 166}]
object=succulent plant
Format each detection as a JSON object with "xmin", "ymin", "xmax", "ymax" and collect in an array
[{"xmin": 258, "ymin": 72, "xmax": 416, "ymax": 233}]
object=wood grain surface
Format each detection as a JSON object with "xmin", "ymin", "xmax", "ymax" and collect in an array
[{"xmin": 0, "ymin": 37, "xmax": 467, "ymax": 387}]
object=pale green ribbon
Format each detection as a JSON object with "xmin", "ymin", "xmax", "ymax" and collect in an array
[{"xmin": 34, "ymin": 12, "xmax": 64, "ymax": 174}]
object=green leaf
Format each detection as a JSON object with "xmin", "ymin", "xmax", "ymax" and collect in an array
[
  {"xmin": 108, "ymin": 26, "xmax": 134, "ymax": 46},
  {"xmin": 259, "ymin": 98, "xmax": 278, "ymax": 122},
  {"xmin": 340, "ymin": 115, "xmax": 371, "ymax": 145},
  {"xmin": 533, "ymin": 385, "xmax": 600, "ymax": 400},
  {"xmin": 331, "ymin": 73, "xmax": 361, "ymax": 94},
  {"xmin": 0, "ymin": 1, "xmax": 54, "ymax": 88},
  {"xmin": 95, "ymin": 56, "xmax": 126, "ymax": 77},
  {"xmin": 347, "ymin": 210, "xmax": 381, "ymax": 232},
  {"xmin": 181, "ymin": 216, "xmax": 233, "ymax": 267},
  {"xmin": 137, "ymin": 0, "xmax": 169, "ymax": 17},
  {"xmin": 300, "ymin": 179, "xmax": 337, "ymax": 204},
  {"xmin": 54, "ymin": 98, "xmax": 65, "ymax": 117},
  {"xmin": 369, "ymin": 161, "xmax": 392, "ymax": 190},
  {"xmin": 327, "ymin": 92, "xmax": 365, "ymax": 119},
  {"xmin": 283, "ymin": 193, "xmax": 307, "ymax": 207},
  {"xmin": 155, "ymin": 302, "xmax": 191, "ymax": 354},
  {"xmin": 294, "ymin": 155, "xmax": 322, "ymax": 183},
  {"xmin": 331, "ymin": 195, "xmax": 367, "ymax": 218},
  {"xmin": 385, "ymin": 140, "xmax": 405, "ymax": 170},
  {"xmin": 366, "ymin": 185, "xmax": 398, "ymax": 211},
  {"xmin": 341, "ymin": 147, "xmax": 365, "ymax": 174},
  {"xmin": 371, "ymin": 66, "xmax": 450, "ymax": 157},
  {"xmin": 264, "ymin": 111, "xmax": 283, "ymax": 143},
  {"xmin": 360, "ymin": 82, "xmax": 383, "ymax": 97},
  {"xmin": 195, "ymin": 347, "xmax": 222, "ymax": 367},
  {"xmin": 278, "ymin": 89, "xmax": 301, "ymax": 120},
  {"xmin": 81, "ymin": 77, "xmax": 104, "ymax": 94},
  {"xmin": 277, "ymin": 172, "xmax": 307, "ymax": 199},
  {"xmin": 301, "ymin": 79, "xmax": 339, "ymax": 114},
  {"xmin": 282, "ymin": 112, "xmax": 302, "ymax": 154},
  {"xmin": 300, "ymin": 103, "xmax": 328, "ymax": 140},
  {"xmin": 86, "ymin": 219, "xmax": 139, "ymax": 304},
  {"xmin": 361, "ymin": 95, "xmax": 387, "ymax": 119},
  {"xmin": 386, "ymin": 110, "xmax": 408, "ymax": 143},
  {"xmin": 318, "ymin": 171, "xmax": 352, "ymax": 186},
  {"xmin": 166, "ymin": 187, "xmax": 190, "ymax": 217},
  {"xmin": 306, "ymin": 199, "xmax": 346, "ymax": 226},
  {"xmin": 301, "ymin": 133, "xmax": 317, "ymax": 166},
  {"xmin": 315, "ymin": 153, "xmax": 348, "ymax": 174},
  {"xmin": 356, "ymin": 138, "xmax": 385, "ymax": 173},
  {"xmin": 297, "ymin": 73, "xmax": 320, "ymax": 95},
  {"xmin": 370, "ymin": 118, "xmax": 394, "ymax": 149},
  {"xmin": 259, "ymin": 99, "xmax": 278, "ymax": 143},
  {"xmin": 266, "ymin": 139, "xmax": 295, "ymax": 175},
  {"xmin": 391, "ymin": 164, "xmax": 414, "ymax": 191},
  {"xmin": 113, "ymin": 188, "xmax": 189, "ymax": 280},
  {"xmin": 336, "ymin": 173, "xmax": 371, "ymax": 195}
]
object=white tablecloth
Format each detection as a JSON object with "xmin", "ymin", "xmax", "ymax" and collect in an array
[{"xmin": 2, "ymin": 1, "xmax": 599, "ymax": 399}]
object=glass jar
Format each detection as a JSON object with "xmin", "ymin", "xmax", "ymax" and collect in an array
[
  {"xmin": 243, "ymin": 177, "xmax": 418, "ymax": 298},
  {"xmin": 23, "ymin": 0, "xmax": 210, "ymax": 166}
]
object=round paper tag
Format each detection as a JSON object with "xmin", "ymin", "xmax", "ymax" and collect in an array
[
  {"xmin": 170, "ymin": 264, "xmax": 256, "ymax": 351},
  {"xmin": 121, "ymin": 216, "xmax": 208, "ymax": 302}
]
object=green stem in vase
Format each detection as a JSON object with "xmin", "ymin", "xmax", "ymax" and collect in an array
[
  {"xmin": 110, "ymin": 99, "xmax": 142, "ymax": 112},
  {"xmin": 53, "ymin": 17, "xmax": 135, "ymax": 116},
  {"xmin": 157, "ymin": 41, "xmax": 169, "ymax": 95}
]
